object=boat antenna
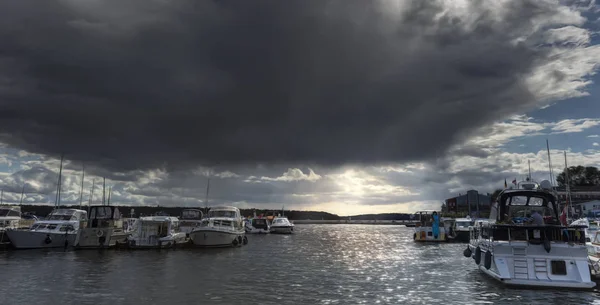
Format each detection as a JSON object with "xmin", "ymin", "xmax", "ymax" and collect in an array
[
  {"xmin": 88, "ymin": 179, "xmax": 96, "ymax": 215},
  {"xmin": 19, "ymin": 185, "xmax": 25, "ymax": 205},
  {"xmin": 79, "ymin": 164, "xmax": 85, "ymax": 209},
  {"xmin": 546, "ymin": 139, "xmax": 556, "ymax": 186},
  {"xmin": 528, "ymin": 160, "xmax": 531, "ymax": 181},
  {"xmin": 0, "ymin": 189, "xmax": 3, "ymax": 205},
  {"xmin": 102, "ymin": 177, "xmax": 106, "ymax": 206},
  {"xmin": 55, "ymin": 154, "xmax": 64, "ymax": 207}
]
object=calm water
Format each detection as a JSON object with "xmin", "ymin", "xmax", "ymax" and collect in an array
[{"xmin": 0, "ymin": 225, "xmax": 598, "ymax": 305}]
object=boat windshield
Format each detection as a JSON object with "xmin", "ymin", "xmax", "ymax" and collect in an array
[
  {"xmin": 90, "ymin": 206, "xmax": 114, "ymax": 220},
  {"xmin": 252, "ymin": 219, "xmax": 268, "ymax": 226},
  {"xmin": 455, "ymin": 221, "xmax": 472, "ymax": 229},
  {"xmin": 46, "ymin": 214, "xmax": 75, "ymax": 221},
  {"xmin": 208, "ymin": 210, "xmax": 237, "ymax": 218},
  {"xmin": 0, "ymin": 209, "xmax": 20, "ymax": 217},
  {"xmin": 273, "ymin": 218, "xmax": 288, "ymax": 225}
]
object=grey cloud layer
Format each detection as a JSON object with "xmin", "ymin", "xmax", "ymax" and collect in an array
[{"xmin": 0, "ymin": 0, "xmax": 596, "ymax": 171}]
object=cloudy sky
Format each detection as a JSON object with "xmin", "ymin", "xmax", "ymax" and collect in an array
[{"xmin": 1, "ymin": 0, "xmax": 600, "ymax": 215}]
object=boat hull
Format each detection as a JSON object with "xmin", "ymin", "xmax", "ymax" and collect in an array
[
  {"xmin": 246, "ymin": 228, "xmax": 269, "ymax": 234},
  {"xmin": 6, "ymin": 230, "xmax": 79, "ymax": 249},
  {"xmin": 467, "ymin": 242, "xmax": 596, "ymax": 289},
  {"xmin": 126, "ymin": 233, "xmax": 187, "ymax": 249},
  {"xmin": 270, "ymin": 226, "xmax": 294, "ymax": 234},
  {"xmin": 190, "ymin": 228, "xmax": 245, "ymax": 247},
  {"xmin": 76, "ymin": 228, "xmax": 129, "ymax": 249}
]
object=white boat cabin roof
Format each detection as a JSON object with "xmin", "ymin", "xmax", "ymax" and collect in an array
[
  {"xmin": 139, "ymin": 216, "xmax": 179, "ymax": 223},
  {"xmin": 209, "ymin": 206, "xmax": 240, "ymax": 212},
  {"xmin": 45, "ymin": 208, "xmax": 87, "ymax": 221}
]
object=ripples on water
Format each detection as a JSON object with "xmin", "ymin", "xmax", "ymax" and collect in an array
[{"xmin": 0, "ymin": 225, "xmax": 598, "ymax": 305}]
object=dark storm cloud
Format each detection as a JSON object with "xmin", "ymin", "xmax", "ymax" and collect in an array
[{"xmin": 0, "ymin": 0, "xmax": 594, "ymax": 171}]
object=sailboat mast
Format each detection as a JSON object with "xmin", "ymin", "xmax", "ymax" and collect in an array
[
  {"xmin": 79, "ymin": 164, "xmax": 85, "ymax": 209},
  {"xmin": 88, "ymin": 179, "xmax": 96, "ymax": 206},
  {"xmin": 546, "ymin": 139, "xmax": 555, "ymax": 186},
  {"xmin": 107, "ymin": 186, "xmax": 112, "ymax": 206},
  {"xmin": 55, "ymin": 154, "xmax": 64, "ymax": 207},
  {"xmin": 102, "ymin": 177, "xmax": 106, "ymax": 206},
  {"xmin": 205, "ymin": 176, "xmax": 211, "ymax": 214},
  {"xmin": 0, "ymin": 189, "xmax": 3, "ymax": 205},
  {"xmin": 528, "ymin": 160, "xmax": 532, "ymax": 181},
  {"xmin": 564, "ymin": 151, "xmax": 572, "ymax": 221},
  {"xmin": 19, "ymin": 185, "xmax": 24, "ymax": 205}
]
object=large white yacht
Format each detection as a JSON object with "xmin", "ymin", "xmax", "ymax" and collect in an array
[
  {"xmin": 465, "ymin": 180, "xmax": 595, "ymax": 289},
  {"xmin": 126, "ymin": 215, "xmax": 187, "ymax": 249},
  {"xmin": 189, "ymin": 206, "xmax": 247, "ymax": 247},
  {"xmin": 453, "ymin": 216, "xmax": 474, "ymax": 243},
  {"xmin": 6, "ymin": 208, "xmax": 88, "ymax": 249},
  {"xmin": 0, "ymin": 206, "xmax": 22, "ymax": 243},
  {"xmin": 77, "ymin": 206, "xmax": 129, "ymax": 249},
  {"xmin": 413, "ymin": 210, "xmax": 447, "ymax": 242}
]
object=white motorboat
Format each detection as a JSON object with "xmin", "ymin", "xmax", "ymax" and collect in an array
[
  {"xmin": 77, "ymin": 206, "xmax": 129, "ymax": 249},
  {"xmin": 6, "ymin": 208, "xmax": 88, "ymax": 249},
  {"xmin": 413, "ymin": 210, "xmax": 447, "ymax": 242},
  {"xmin": 189, "ymin": 206, "xmax": 247, "ymax": 247},
  {"xmin": 179, "ymin": 209, "xmax": 204, "ymax": 236},
  {"xmin": 126, "ymin": 216, "xmax": 187, "ymax": 249},
  {"xmin": 465, "ymin": 180, "xmax": 595, "ymax": 289},
  {"xmin": 270, "ymin": 216, "xmax": 294, "ymax": 234},
  {"xmin": 245, "ymin": 216, "xmax": 270, "ymax": 234},
  {"xmin": 453, "ymin": 217, "xmax": 474, "ymax": 243},
  {"xmin": 0, "ymin": 206, "xmax": 23, "ymax": 243}
]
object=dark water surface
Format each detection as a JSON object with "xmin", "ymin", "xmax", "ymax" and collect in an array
[{"xmin": 0, "ymin": 225, "xmax": 599, "ymax": 305}]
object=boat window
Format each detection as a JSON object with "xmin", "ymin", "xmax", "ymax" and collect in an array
[
  {"xmin": 59, "ymin": 224, "xmax": 75, "ymax": 232},
  {"xmin": 455, "ymin": 221, "xmax": 471, "ymax": 228},
  {"xmin": 182, "ymin": 210, "xmax": 202, "ymax": 219},
  {"xmin": 46, "ymin": 224, "xmax": 58, "ymax": 230},
  {"xmin": 208, "ymin": 210, "xmax": 237, "ymax": 218},
  {"xmin": 30, "ymin": 224, "xmax": 40, "ymax": 230},
  {"xmin": 46, "ymin": 214, "xmax": 74, "ymax": 221},
  {"xmin": 200, "ymin": 220, "xmax": 210, "ymax": 227},
  {"xmin": 550, "ymin": 260, "xmax": 567, "ymax": 275},
  {"xmin": 509, "ymin": 196, "xmax": 528, "ymax": 205},
  {"xmin": 594, "ymin": 233, "xmax": 600, "ymax": 244}
]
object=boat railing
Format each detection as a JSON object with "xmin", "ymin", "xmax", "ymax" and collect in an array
[{"xmin": 475, "ymin": 224, "xmax": 587, "ymax": 244}]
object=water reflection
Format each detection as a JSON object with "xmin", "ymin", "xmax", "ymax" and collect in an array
[{"xmin": 0, "ymin": 225, "xmax": 597, "ymax": 305}]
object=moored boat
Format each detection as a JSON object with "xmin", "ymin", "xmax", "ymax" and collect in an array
[
  {"xmin": 245, "ymin": 214, "xmax": 270, "ymax": 234},
  {"xmin": 588, "ymin": 231, "xmax": 600, "ymax": 279},
  {"xmin": 270, "ymin": 216, "xmax": 294, "ymax": 234},
  {"xmin": 189, "ymin": 206, "xmax": 247, "ymax": 247},
  {"xmin": 125, "ymin": 216, "xmax": 187, "ymax": 249},
  {"xmin": 0, "ymin": 206, "xmax": 23, "ymax": 244},
  {"xmin": 179, "ymin": 209, "xmax": 204, "ymax": 237},
  {"xmin": 6, "ymin": 208, "xmax": 88, "ymax": 249},
  {"xmin": 465, "ymin": 180, "xmax": 595, "ymax": 289},
  {"xmin": 413, "ymin": 210, "xmax": 447, "ymax": 242},
  {"xmin": 77, "ymin": 206, "xmax": 129, "ymax": 249},
  {"xmin": 453, "ymin": 217, "xmax": 474, "ymax": 243}
]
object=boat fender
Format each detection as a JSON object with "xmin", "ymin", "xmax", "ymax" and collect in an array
[
  {"xmin": 413, "ymin": 233, "xmax": 417, "ymax": 241},
  {"xmin": 474, "ymin": 246, "xmax": 481, "ymax": 265},
  {"xmin": 172, "ymin": 241, "xmax": 176, "ymax": 249},
  {"xmin": 242, "ymin": 235, "xmax": 248, "ymax": 245},
  {"xmin": 96, "ymin": 230, "xmax": 104, "ymax": 238},
  {"xmin": 463, "ymin": 247, "xmax": 472, "ymax": 258},
  {"xmin": 484, "ymin": 251, "xmax": 492, "ymax": 269},
  {"xmin": 543, "ymin": 240, "xmax": 551, "ymax": 253},
  {"xmin": 98, "ymin": 236, "xmax": 106, "ymax": 246},
  {"xmin": 238, "ymin": 236, "xmax": 243, "ymax": 245},
  {"xmin": 44, "ymin": 234, "xmax": 52, "ymax": 245},
  {"xmin": 232, "ymin": 238, "xmax": 239, "ymax": 247}
]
